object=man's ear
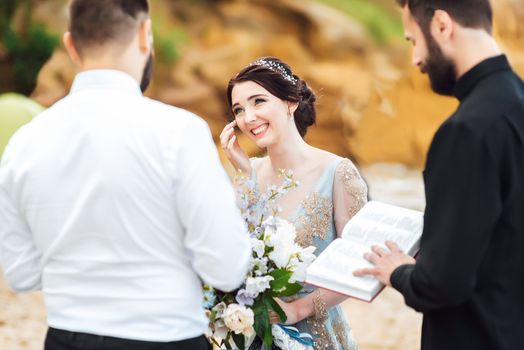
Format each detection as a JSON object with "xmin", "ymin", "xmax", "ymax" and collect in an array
[
  {"xmin": 63, "ymin": 32, "xmax": 82, "ymax": 65},
  {"xmin": 431, "ymin": 9, "xmax": 454, "ymax": 43},
  {"xmin": 138, "ymin": 18, "xmax": 153, "ymax": 55}
]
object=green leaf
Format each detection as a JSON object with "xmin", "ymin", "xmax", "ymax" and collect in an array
[
  {"xmin": 263, "ymin": 324, "xmax": 273, "ymax": 348},
  {"xmin": 269, "ymin": 269, "xmax": 292, "ymax": 291},
  {"xmin": 224, "ymin": 333, "xmax": 232, "ymax": 349},
  {"xmin": 273, "ymin": 282, "xmax": 303, "ymax": 297},
  {"xmin": 253, "ymin": 300, "xmax": 273, "ymax": 348},
  {"xmin": 264, "ymin": 294, "xmax": 287, "ymax": 323},
  {"xmin": 269, "ymin": 269, "xmax": 304, "ymax": 297},
  {"xmin": 253, "ymin": 300, "xmax": 269, "ymax": 340},
  {"xmin": 231, "ymin": 332, "xmax": 245, "ymax": 350}
]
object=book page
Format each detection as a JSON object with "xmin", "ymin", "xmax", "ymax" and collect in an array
[
  {"xmin": 306, "ymin": 201, "xmax": 423, "ymax": 301},
  {"xmin": 341, "ymin": 201, "xmax": 423, "ymax": 254}
]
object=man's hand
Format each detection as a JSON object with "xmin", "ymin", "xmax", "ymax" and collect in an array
[{"xmin": 353, "ymin": 240, "xmax": 416, "ymax": 287}]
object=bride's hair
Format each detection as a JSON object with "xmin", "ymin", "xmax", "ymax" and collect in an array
[{"xmin": 227, "ymin": 57, "xmax": 317, "ymax": 138}]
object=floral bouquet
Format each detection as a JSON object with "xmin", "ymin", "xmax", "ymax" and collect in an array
[{"xmin": 203, "ymin": 170, "xmax": 316, "ymax": 349}]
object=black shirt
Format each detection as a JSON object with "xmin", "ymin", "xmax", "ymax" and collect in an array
[{"xmin": 391, "ymin": 55, "xmax": 524, "ymax": 350}]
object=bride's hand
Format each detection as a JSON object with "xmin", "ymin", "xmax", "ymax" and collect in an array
[
  {"xmin": 219, "ymin": 120, "xmax": 252, "ymax": 175},
  {"xmin": 269, "ymin": 299, "xmax": 302, "ymax": 325}
]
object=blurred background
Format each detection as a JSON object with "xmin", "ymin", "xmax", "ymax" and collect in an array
[{"xmin": 0, "ymin": 0, "xmax": 523, "ymax": 349}]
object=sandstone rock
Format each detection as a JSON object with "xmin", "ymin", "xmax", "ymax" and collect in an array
[
  {"xmin": 348, "ymin": 74, "xmax": 457, "ymax": 167},
  {"xmin": 279, "ymin": 0, "xmax": 371, "ymax": 59},
  {"xmin": 31, "ymin": 50, "xmax": 77, "ymax": 107},
  {"xmin": 27, "ymin": 0, "xmax": 524, "ymax": 169}
]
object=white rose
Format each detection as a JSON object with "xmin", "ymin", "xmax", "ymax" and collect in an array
[
  {"xmin": 245, "ymin": 276, "xmax": 274, "ymax": 298},
  {"xmin": 223, "ymin": 304, "xmax": 255, "ymax": 337}
]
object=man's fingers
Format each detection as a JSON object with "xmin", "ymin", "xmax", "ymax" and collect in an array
[
  {"xmin": 385, "ymin": 240, "xmax": 402, "ymax": 253},
  {"xmin": 371, "ymin": 245, "xmax": 388, "ymax": 257},
  {"xmin": 353, "ymin": 267, "xmax": 380, "ymax": 277},
  {"xmin": 364, "ymin": 252, "xmax": 379, "ymax": 265}
]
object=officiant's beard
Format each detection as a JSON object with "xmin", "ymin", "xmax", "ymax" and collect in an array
[
  {"xmin": 140, "ymin": 53, "xmax": 154, "ymax": 93},
  {"xmin": 421, "ymin": 35, "xmax": 457, "ymax": 96}
]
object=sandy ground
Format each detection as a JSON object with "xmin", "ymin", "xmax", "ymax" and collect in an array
[{"xmin": 0, "ymin": 163, "xmax": 424, "ymax": 350}]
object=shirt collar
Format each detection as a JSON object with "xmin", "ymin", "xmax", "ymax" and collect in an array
[
  {"xmin": 454, "ymin": 55, "xmax": 512, "ymax": 102},
  {"xmin": 70, "ymin": 69, "xmax": 142, "ymax": 96}
]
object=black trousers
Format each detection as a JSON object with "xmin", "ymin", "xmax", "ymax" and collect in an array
[{"xmin": 44, "ymin": 328, "xmax": 211, "ymax": 350}]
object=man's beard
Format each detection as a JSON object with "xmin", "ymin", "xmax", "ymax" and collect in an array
[
  {"xmin": 420, "ymin": 34, "xmax": 457, "ymax": 96},
  {"xmin": 140, "ymin": 53, "xmax": 154, "ymax": 93}
]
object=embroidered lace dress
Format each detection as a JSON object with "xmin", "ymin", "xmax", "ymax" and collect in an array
[{"xmin": 246, "ymin": 157, "xmax": 368, "ymax": 350}]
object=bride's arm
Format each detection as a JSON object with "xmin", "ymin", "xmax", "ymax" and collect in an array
[
  {"xmin": 271, "ymin": 288, "xmax": 349, "ymax": 324},
  {"xmin": 332, "ymin": 158, "xmax": 368, "ymax": 236}
]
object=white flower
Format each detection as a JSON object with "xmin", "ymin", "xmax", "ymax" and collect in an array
[
  {"xmin": 213, "ymin": 318, "xmax": 229, "ymax": 339},
  {"xmin": 250, "ymin": 257, "xmax": 269, "ymax": 276},
  {"xmin": 251, "ymin": 237, "xmax": 265, "ymax": 258},
  {"xmin": 223, "ymin": 304, "xmax": 255, "ymax": 337},
  {"xmin": 289, "ymin": 264, "xmax": 307, "ymax": 283},
  {"xmin": 212, "ymin": 302, "xmax": 227, "ymax": 319},
  {"xmin": 262, "ymin": 225, "xmax": 277, "ymax": 247},
  {"xmin": 298, "ymin": 245, "xmax": 316, "ymax": 265},
  {"xmin": 269, "ymin": 243, "xmax": 294, "ymax": 269},
  {"xmin": 245, "ymin": 275, "xmax": 274, "ymax": 298},
  {"xmin": 270, "ymin": 223, "xmax": 297, "ymax": 267},
  {"xmin": 275, "ymin": 219, "xmax": 297, "ymax": 243}
]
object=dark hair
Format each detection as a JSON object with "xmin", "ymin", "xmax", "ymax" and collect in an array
[
  {"xmin": 227, "ymin": 57, "xmax": 316, "ymax": 138},
  {"xmin": 396, "ymin": 0, "xmax": 492, "ymax": 34},
  {"xmin": 69, "ymin": 0, "xmax": 149, "ymax": 56}
]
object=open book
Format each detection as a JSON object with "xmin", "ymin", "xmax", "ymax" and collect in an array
[{"xmin": 305, "ymin": 201, "xmax": 423, "ymax": 302}]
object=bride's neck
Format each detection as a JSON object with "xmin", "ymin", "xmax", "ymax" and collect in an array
[{"xmin": 266, "ymin": 134, "xmax": 311, "ymax": 173}]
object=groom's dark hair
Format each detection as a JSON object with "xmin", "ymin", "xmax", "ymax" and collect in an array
[
  {"xmin": 396, "ymin": 0, "xmax": 493, "ymax": 34},
  {"xmin": 68, "ymin": 0, "xmax": 149, "ymax": 57}
]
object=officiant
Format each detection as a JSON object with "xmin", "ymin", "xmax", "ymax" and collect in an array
[{"xmin": 354, "ymin": 1, "xmax": 524, "ymax": 350}]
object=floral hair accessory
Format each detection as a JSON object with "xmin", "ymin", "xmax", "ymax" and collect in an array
[{"xmin": 249, "ymin": 59, "xmax": 298, "ymax": 85}]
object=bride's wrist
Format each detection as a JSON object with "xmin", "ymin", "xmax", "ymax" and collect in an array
[{"xmin": 292, "ymin": 298, "xmax": 315, "ymax": 322}]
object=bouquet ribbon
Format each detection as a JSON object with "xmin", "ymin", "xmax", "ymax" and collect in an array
[{"xmin": 277, "ymin": 324, "xmax": 315, "ymax": 346}]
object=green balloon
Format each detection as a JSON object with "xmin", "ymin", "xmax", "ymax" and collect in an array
[{"xmin": 0, "ymin": 93, "xmax": 44, "ymax": 156}]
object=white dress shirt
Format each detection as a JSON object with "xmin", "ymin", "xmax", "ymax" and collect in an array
[{"xmin": 0, "ymin": 70, "xmax": 251, "ymax": 341}]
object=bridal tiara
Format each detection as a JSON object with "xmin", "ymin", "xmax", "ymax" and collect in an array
[{"xmin": 249, "ymin": 59, "xmax": 298, "ymax": 85}]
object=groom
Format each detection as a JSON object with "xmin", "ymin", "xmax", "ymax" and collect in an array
[
  {"xmin": 0, "ymin": 1, "xmax": 251, "ymax": 349},
  {"xmin": 355, "ymin": 1, "xmax": 524, "ymax": 350}
]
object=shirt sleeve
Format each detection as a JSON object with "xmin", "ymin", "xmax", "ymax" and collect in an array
[
  {"xmin": 332, "ymin": 158, "xmax": 368, "ymax": 236},
  {"xmin": 172, "ymin": 118, "xmax": 251, "ymax": 292},
  {"xmin": 0, "ymin": 186, "xmax": 42, "ymax": 292},
  {"xmin": 390, "ymin": 120, "xmax": 501, "ymax": 312}
]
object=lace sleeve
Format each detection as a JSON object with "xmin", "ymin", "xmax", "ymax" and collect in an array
[{"xmin": 332, "ymin": 158, "xmax": 368, "ymax": 236}]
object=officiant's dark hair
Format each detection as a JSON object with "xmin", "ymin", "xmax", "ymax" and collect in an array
[
  {"xmin": 68, "ymin": 0, "xmax": 149, "ymax": 57},
  {"xmin": 227, "ymin": 57, "xmax": 316, "ymax": 138},
  {"xmin": 396, "ymin": 0, "xmax": 493, "ymax": 34}
]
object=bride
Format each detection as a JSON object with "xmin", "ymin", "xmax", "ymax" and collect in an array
[{"xmin": 220, "ymin": 57, "xmax": 368, "ymax": 350}]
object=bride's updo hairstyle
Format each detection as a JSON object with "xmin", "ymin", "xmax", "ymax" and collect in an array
[{"xmin": 227, "ymin": 57, "xmax": 317, "ymax": 138}]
